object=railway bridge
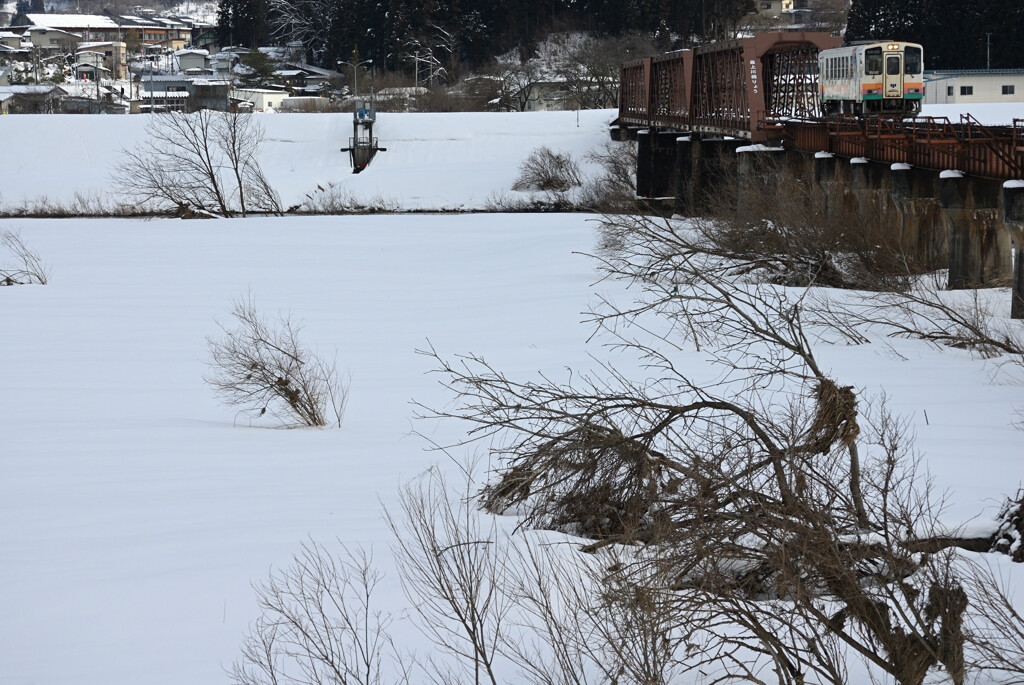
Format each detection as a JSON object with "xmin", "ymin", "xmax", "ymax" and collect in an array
[{"xmin": 613, "ymin": 32, "xmax": 1024, "ymax": 316}]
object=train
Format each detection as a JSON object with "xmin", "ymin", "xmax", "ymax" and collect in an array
[{"xmin": 818, "ymin": 41, "xmax": 925, "ymax": 116}]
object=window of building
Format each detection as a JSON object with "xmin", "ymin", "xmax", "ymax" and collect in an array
[
  {"xmin": 761, "ymin": 2, "xmax": 772, "ymax": 9},
  {"xmin": 1003, "ymin": 85, "xmax": 1015, "ymax": 95},
  {"xmin": 960, "ymin": 85, "xmax": 973, "ymax": 96},
  {"xmin": 947, "ymin": 86, "xmax": 953, "ymax": 96}
]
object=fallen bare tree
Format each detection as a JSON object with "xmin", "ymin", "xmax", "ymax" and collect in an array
[
  {"xmin": 1, "ymin": 230, "xmax": 48, "ymax": 286},
  {"xmin": 415, "ymin": 211, "xmax": 1024, "ymax": 685}
]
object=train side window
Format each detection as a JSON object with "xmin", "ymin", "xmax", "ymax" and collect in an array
[
  {"xmin": 904, "ymin": 46, "xmax": 922, "ymax": 74},
  {"xmin": 886, "ymin": 55, "xmax": 901, "ymax": 76},
  {"xmin": 865, "ymin": 48, "xmax": 882, "ymax": 75}
]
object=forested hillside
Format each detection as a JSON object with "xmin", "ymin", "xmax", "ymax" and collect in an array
[
  {"xmin": 845, "ymin": 0, "xmax": 1024, "ymax": 70},
  {"xmin": 214, "ymin": 0, "xmax": 754, "ymax": 71}
]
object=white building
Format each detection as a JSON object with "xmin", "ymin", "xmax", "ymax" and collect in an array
[
  {"xmin": 924, "ymin": 69, "xmax": 1024, "ymax": 104},
  {"xmin": 231, "ymin": 86, "xmax": 288, "ymax": 111}
]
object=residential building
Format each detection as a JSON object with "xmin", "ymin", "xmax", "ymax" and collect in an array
[
  {"xmin": 176, "ymin": 48, "xmax": 209, "ymax": 72},
  {"xmin": 231, "ymin": 86, "xmax": 289, "ymax": 111},
  {"xmin": 76, "ymin": 41, "xmax": 127, "ymax": 79},
  {"xmin": 26, "ymin": 27, "xmax": 82, "ymax": 54},
  {"xmin": 0, "ymin": 84, "xmax": 66, "ymax": 112},
  {"xmin": 924, "ymin": 69, "xmax": 1024, "ymax": 104}
]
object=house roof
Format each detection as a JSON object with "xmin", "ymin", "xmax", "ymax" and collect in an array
[
  {"xmin": 924, "ymin": 68, "xmax": 1024, "ymax": 77},
  {"xmin": 23, "ymin": 13, "xmax": 120, "ymax": 30},
  {"xmin": 0, "ymin": 84, "xmax": 67, "ymax": 95},
  {"xmin": 175, "ymin": 48, "xmax": 209, "ymax": 56},
  {"xmin": 27, "ymin": 26, "xmax": 82, "ymax": 38}
]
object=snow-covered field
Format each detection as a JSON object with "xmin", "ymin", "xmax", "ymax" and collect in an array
[
  {"xmin": 0, "ymin": 110, "xmax": 616, "ymax": 213},
  {"xmin": 1, "ymin": 109, "xmax": 1022, "ymax": 684}
]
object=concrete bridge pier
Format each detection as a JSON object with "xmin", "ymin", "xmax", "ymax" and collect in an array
[
  {"xmin": 637, "ymin": 130, "xmax": 681, "ymax": 204},
  {"xmin": 939, "ymin": 172, "xmax": 1011, "ymax": 289},
  {"xmin": 692, "ymin": 138, "xmax": 743, "ymax": 216},
  {"xmin": 1004, "ymin": 181, "xmax": 1024, "ymax": 318},
  {"xmin": 890, "ymin": 164, "xmax": 945, "ymax": 271},
  {"xmin": 674, "ymin": 137, "xmax": 695, "ymax": 216},
  {"xmin": 736, "ymin": 145, "xmax": 785, "ymax": 220}
]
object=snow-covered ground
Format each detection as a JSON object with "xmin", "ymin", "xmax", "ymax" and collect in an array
[
  {"xmin": 1, "ymin": 109, "xmax": 1022, "ymax": 684},
  {"xmin": 0, "ymin": 110, "xmax": 616, "ymax": 213}
]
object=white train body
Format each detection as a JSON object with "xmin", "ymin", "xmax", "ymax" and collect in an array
[{"xmin": 819, "ymin": 41, "xmax": 924, "ymax": 116}]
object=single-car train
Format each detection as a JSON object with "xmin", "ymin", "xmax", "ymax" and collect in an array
[{"xmin": 818, "ymin": 41, "xmax": 924, "ymax": 116}]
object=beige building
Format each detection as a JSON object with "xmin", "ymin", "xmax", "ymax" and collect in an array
[
  {"xmin": 26, "ymin": 27, "xmax": 82, "ymax": 53},
  {"xmin": 76, "ymin": 41, "xmax": 127, "ymax": 79},
  {"xmin": 924, "ymin": 69, "xmax": 1024, "ymax": 104}
]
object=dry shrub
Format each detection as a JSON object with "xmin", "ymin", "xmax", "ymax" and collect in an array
[
  {"xmin": 577, "ymin": 140, "xmax": 639, "ymax": 213},
  {"xmin": 1, "ymin": 230, "xmax": 48, "ymax": 285},
  {"xmin": 205, "ymin": 294, "xmax": 348, "ymax": 428},
  {"xmin": 299, "ymin": 184, "xmax": 400, "ymax": 214},
  {"xmin": 699, "ymin": 154, "xmax": 921, "ymax": 291},
  {"xmin": 512, "ymin": 146, "xmax": 583, "ymax": 193}
]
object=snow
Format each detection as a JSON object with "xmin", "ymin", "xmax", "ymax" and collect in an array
[
  {"xmin": 1005, "ymin": 180, "xmax": 1024, "ymax": 188},
  {"xmin": 0, "ymin": 110, "xmax": 616, "ymax": 212},
  {"xmin": 921, "ymin": 102, "xmax": 1024, "ymax": 126},
  {"xmin": 851, "ymin": 156, "xmax": 869, "ymax": 164},
  {"xmin": 1, "ymin": 109, "xmax": 1023, "ymax": 684},
  {"xmin": 891, "ymin": 162, "xmax": 913, "ymax": 171},
  {"xmin": 942, "ymin": 169, "xmax": 966, "ymax": 178},
  {"xmin": 815, "ymin": 151, "xmax": 834, "ymax": 158},
  {"xmin": 736, "ymin": 143, "xmax": 784, "ymax": 153}
]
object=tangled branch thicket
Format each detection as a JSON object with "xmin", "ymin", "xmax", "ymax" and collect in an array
[
  {"xmin": 205, "ymin": 294, "xmax": 347, "ymax": 428},
  {"xmin": 417, "ymin": 211, "xmax": 1024, "ymax": 685}
]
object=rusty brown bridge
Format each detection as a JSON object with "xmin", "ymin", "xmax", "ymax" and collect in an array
[
  {"xmin": 613, "ymin": 32, "xmax": 1024, "ymax": 317},
  {"xmin": 615, "ymin": 31, "xmax": 1024, "ymax": 179}
]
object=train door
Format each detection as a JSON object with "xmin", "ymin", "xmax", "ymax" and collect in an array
[{"xmin": 884, "ymin": 51, "xmax": 903, "ymax": 99}]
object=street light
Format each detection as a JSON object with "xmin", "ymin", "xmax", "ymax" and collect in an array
[{"xmin": 338, "ymin": 58, "xmax": 372, "ymax": 98}]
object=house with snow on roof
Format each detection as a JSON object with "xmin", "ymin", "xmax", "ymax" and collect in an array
[{"xmin": 175, "ymin": 48, "xmax": 209, "ymax": 73}]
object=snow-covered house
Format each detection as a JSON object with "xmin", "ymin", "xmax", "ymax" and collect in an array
[
  {"xmin": 0, "ymin": 84, "xmax": 66, "ymax": 113},
  {"xmin": 26, "ymin": 26, "xmax": 82, "ymax": 54},
  {"xmin": 76, "ymin": 41, "xmax": 127, "ymax": 79},
  {"xmin": 175, "ymin": 48, "xmax": 209, "ymax": 72}
]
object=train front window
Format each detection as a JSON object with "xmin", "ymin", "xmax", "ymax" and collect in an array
[
  {"xmin": 865, "ymin": 48, "xmax": 882, "ymax": 75},
  {"xmin": 905, "ymin": 46, "xmax": 922, "ymax": 74},
  {"xmin": 887, "ymin": 55, "xmax": 901, "ymax": 75}
]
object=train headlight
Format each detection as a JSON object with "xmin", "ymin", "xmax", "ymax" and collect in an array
[{"xmin": 886, "ymin": 43, "xmax": 900, "ymax": 51}]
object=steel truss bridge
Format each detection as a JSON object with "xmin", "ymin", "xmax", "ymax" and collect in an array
[{"xmin": 616, "ymin": 32, "xmax": 1024, "ymax": 180}]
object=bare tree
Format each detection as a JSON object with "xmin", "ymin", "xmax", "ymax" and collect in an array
[
  {"xmin": 491, "ymin": 60, "xmax": 542, "ymax": 112},
  {"xmin": 117, "ymin": 111, "xmax": 281, "ymax": 218},
  {"xmin": 205, "ymin": 293, "xmax": 348, "ymax": 428},
  {"xmin": 230, "ymin": 540, "xmax": 412, "ymax": 685},
  {"xmin": 554, "ymin": 34, "xmax": 656, "ymax": 110},
  {"xmin": 1, "ymin": 230, "xmax": 48, "ymax": 285},
  {"xmin": 385, "ymin": 465, "xmax": 511, "ymax": 685}
]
